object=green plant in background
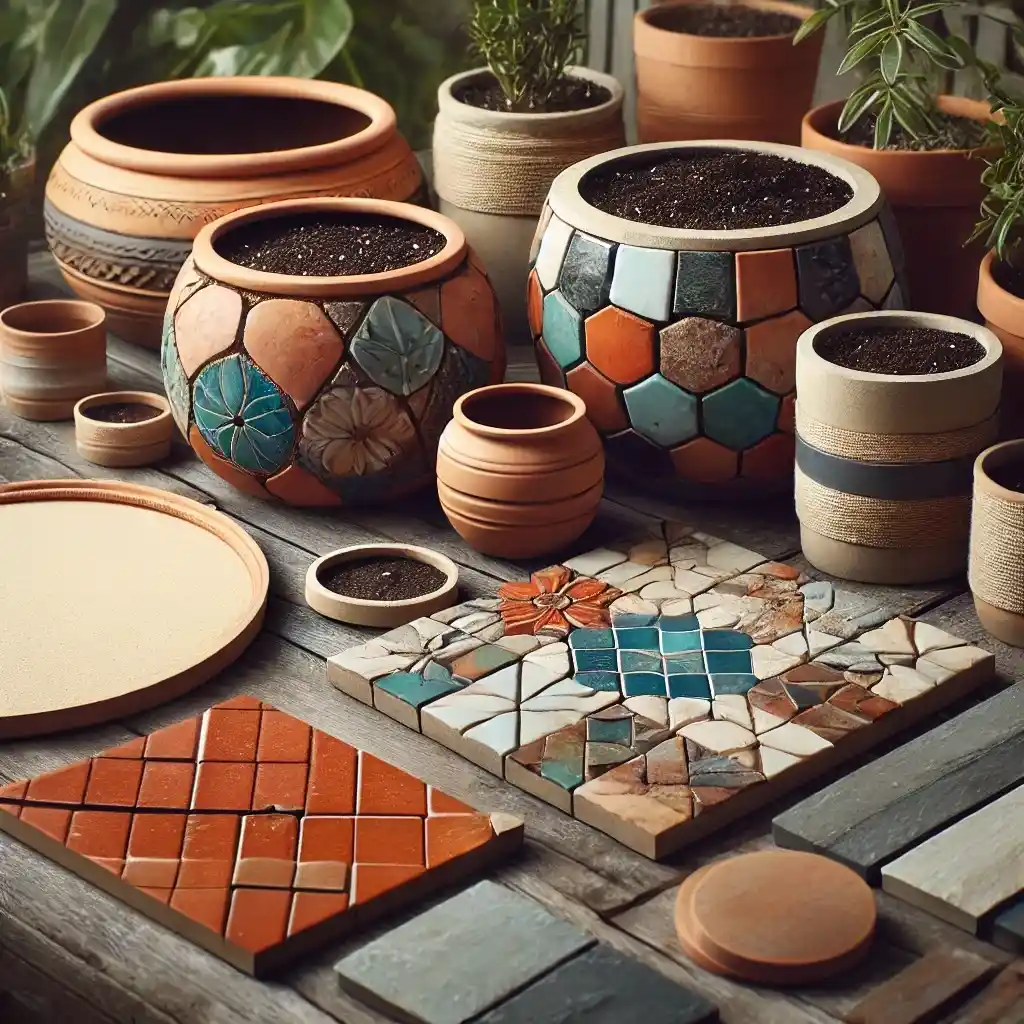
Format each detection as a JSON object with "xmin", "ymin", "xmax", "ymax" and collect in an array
[{"xmin": 466, "ymin": 0, "xmax": 584, "ymax": 111}]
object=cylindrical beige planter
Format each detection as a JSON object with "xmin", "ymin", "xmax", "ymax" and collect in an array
[
  {"xmin": 74, "ymin": 391, "xmax": 172, "ymax": 467},
  {"xmin": 432, "ymin": 67, "xmax": 625, "ymax": 344},
  {"xmin": 0, "ymin": 300, "xmax": 107, "ymax": 421},
  {"xmin": 796, "ymin": 311, "xmax": 1003, "ymax": 584},
  {"xmin": 970, "ymin": 440, "xmax": 1024, "ymax": 646}
]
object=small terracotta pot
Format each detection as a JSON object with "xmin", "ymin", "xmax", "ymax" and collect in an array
[
  {"xmin": 796, "ymin": 310, "xmax": 1002, "ymax": 584},
  {"xmin": 0, "ymin": 153, "xmax": 35, "ymax": 312},
  {"xmin": 436, "ymin": 382, "xmax": 604, "ymax": 558},
  {"xmin": 0, "ymin": 300, "xmax": 107, "ymax": 421},
  {"xmin": 802, "ymin": 96, "xmax": 995, "ymax": 319},
  {"xmin": 45, "ymin": 76, "xmax": 425, "ymax": 348},
  {"xmin": 74, "ymin": 390, "xmax": 172, "ymax": 467},
  {"xmin": 970, "ymin": 440, "xmax": 1024, "ymax": 646},
  {"xmin": 977, "ymin": 250, "xmax": 1024, "ymax": 439},
  {"xmin": 635, "ymin": 0, "xmax": 823, "ymax": 146}
]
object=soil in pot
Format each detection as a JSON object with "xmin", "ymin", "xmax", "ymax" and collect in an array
[
  {"xmin": 987, "ymin": 459, "xmax": 1024, "ymax": 493},
  {"xmin": 840, "ymin": 110, "xmax": 986, "ymax": 152},
  {"xmin": 814, "ymin": 325, "xmax": 985, "ymax": 374},
  {"xmin": 992, "ymin": 259, "xmax": 1024, "ymax": 300},
  {"xmin": 579, "ymin": 149, "xmax": 852, "ymax": 230},
  {"xmin": 646, "ymin": 3, "xmax": 801, "ymax": 37},
  {"xmin": 454, "ymin": 72, "xmax": 612, "ymax": 113},
  {"xmin": 216, "ymin": 212, "xmax": 446, "ymax": 277},
  {"xmin": 317, "ymin": 556, "xmax": 447, "ymax": 602},
  {"xmin": 83, "ymin": 402, "xmax": 162, "ymax": 424}
]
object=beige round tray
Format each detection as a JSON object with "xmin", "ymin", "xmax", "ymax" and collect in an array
[{"xmin": 0, "ymin": 479, "xmax": 269, "ymax": 738}]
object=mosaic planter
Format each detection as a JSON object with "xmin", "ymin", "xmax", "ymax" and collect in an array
[
  {"xmin": 162, "ymin": 198, "xmax": 504, "ymax": 506},
  {"xmin": 797, "ymin": 311, "xmax": 1002, "ymax": 584},
  {"xmin": 529, "ymin": 140, "xmax": 906, "ymax": 495},
  {"xmin": 46, "ymin": 77, "xmax": 425, "ymax": 349}
]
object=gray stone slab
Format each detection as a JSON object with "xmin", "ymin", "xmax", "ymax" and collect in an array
[
  {"xmin": 333, "ymin": 880, "xmax": 595, "ymax": 1024},
  {"xmin": 772, "ymin": 684, "xmax": 1024, "ymax": 881},
  {"xmin": 993, "ymin": 895, "xmax": 1024, "ymax": 955},
  {"xmin": 474, "ymin": 943, "xmax": 718, "ymax": 1024}
]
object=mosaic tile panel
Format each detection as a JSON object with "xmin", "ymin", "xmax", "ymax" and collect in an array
[
  {"xmin": 326, "ymin": 521, "xmax": 993, "ymax": 860},
  {"xmin": 0, "ymin": 697, "xmax": 523, "ymax": 976}
]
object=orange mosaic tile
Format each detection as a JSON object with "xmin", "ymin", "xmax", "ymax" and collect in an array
[
  {"xmin": 192, "ymin": 762, "xmax": 256, "ymax": 812},
  {"xmin": 745, "ymin": 310, "xmax": 812, "ymax": 396},
  {"xmin": 426, "ymin": 813, "xmax": 495, "ymax": 867},
  {"xmin": 199, "ymin": 708, "xmax": 261, "ymax": 762},
  {"xmin": 253, "ymin": 762, "xmax": 308, "ymax": 812},
  {"xmin": 564, "ymin": 362, "xmax": 629, "ymax": 434},
  {"xmin": 0, "ymin": 780, "xmax": 27, "ymax": 801},
  {"xmin": 233, "ymin": 813, "xmax": 298, "ymax": 888},
  {"xmin": 257, "ymin": 710, "xmax": 312, "ymax": 763},
  {"xmin": 735, "ymin": 248, "xmax": 798, "ymax": 322},
  {"xmin": 178, "ymin": 814, "xmax": 239, "ymax": 888},
  {"xmin": 101, "ymin": 737, "xmax": 147, "ymax": 759},
  {"xmin": 296, "ymin": 816, "xmax": 353, "ymax": 891},
  {"xmin": 20, "ymin": 806, "xmax": 71, "ymax": 843},
  {"xmin": 306, "ymin": 729, "xmax": 357, "ymax": 815},
  {"xmin": 355, "ymin": 816, "xmax": 424, "ymax": 866},
  {"xmin": 289, "ymin": 892, "xmax": 350, "ymax": 936},
  {"xmin": 84, "ymin": 758, "xmax": 143, "ymax": 808},
  {"xmin": 67, "ymin": 810, "xmax": 130, "ymax": 875},
  {"xmin": 265, "ymin": 464, "xmax": 343, "ymax": 507},
  {"xmin": 145, "ymin": 717, "xmax": 200, "ymax": 760},
  {"xmin": 171, "ymin": 887, "xmax": 230, "ymax": 933},
  {"xmin": 428, "ymin": 788, "xmax": 475, "ymax": 815},
  {"xmin": 351, "ymin": 864, "xmax": 425, "ymax": 905},
  {"xmin": 779, "ymin": 393, "xmax": 796, "ymax": 434},
  {"xmin": 584, "ymin": 306, "xmax": 656, "ymax": 385},
  {"xmin": 138, "ymin": 761, "xmax": 195, "ymax": 810},
  {"xmin": 123, "ymin": 812, "xmax": 186, "ymax": 889},
  {"xmin": 227, "ymin": 887, "xmax": 292, "ymax": 954},
  {"xmin": 357, "ymin": 752, "xmax": 427, "ymax": 816},
  {"xmin": 527, "ymin": 270, "xmax": 544, "ymax": 338},
  {"xmin": 25, "ymin": 761, "xmax": 89, "ymax": 804},
  {"xmin": 741, "ymin": 432, "xmax": 796, "ymax": 481},
  {"xmin": 669, "ymin": 436, "xmax": 740, "ymax": 485}
]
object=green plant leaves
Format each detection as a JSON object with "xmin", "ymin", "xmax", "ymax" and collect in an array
[
  {"xmin": 880, "ymin": 35, "xmax": 903, "ymax": 84},
  {"xmin": 837, "ymin": 26, "xmax": 889, "ymax": 74}
]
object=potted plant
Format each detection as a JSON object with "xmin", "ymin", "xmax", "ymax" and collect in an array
[
  {"xmin": 162, "ymin": 197, "xmax": 504, "ymax": 507},
  {"xmin": 796, "ymin": 310, "xmax": 1002, "ymax": 584},
  {"xmin": 528, "ymin": 139, "xmax": 906, "ymax": 496},
  {"xmin": 798, "ymin": 0, "xmax": 994, "ymax": 319},
  {"xmin": 432, "ymin": 0, "xmax": 624, "ymax": 344},
  {"xmin": 634, "ymin": 0, "xmax": 824, "ymax": 146}
]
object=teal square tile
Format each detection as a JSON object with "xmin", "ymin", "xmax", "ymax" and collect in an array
[
  {"xmin": 588, "ymin": 717, "xmax": 632, "ymax": 745},
  {"xmin": 541, "ymin": 759, "xmax": 584, "ymax": 791},
  {"xmin": 665, "ymin": 653, "xmax": 705, "ymax": 674},
  {"xmin": 570, "ymin": 628, "xmax": 615, "ymax": 650},
  {"xmin": 623, "ymin": 373, "xmax": 698, "ymax": 448},
  {"xmin": 622, "ymin": 672, "xmax": 667, "ymax": 697},
  {"xmin": 701, "ymin": 629, "xmax": 753, "ymax": 651},
  {"xmin": 615, "ymin": 627, "xmax": 660, "ymax": 651},
  {"xmin": 576, "ymin": 671, "xmax": 622, "ymax": 692},
  {"xmin": 711, "ymin": 673, "xmax": 758, "ymax": 696},
  {"xmin": 659, "ymin": 614, "xmax": 700, "ymax": 632},
  {"xmin": 667, "ymin": 674, "xmax": 712, "ymax": 699},
  {"xmin": 706, "ymin": 650, "xmax": 752, "ymax": 673},
  {"xmin": 376, "ymin": 669, "xmax": 460, "ymax": 709},
  {"xmin": 661, "ymin": 631, "xmax": 702, "ymax": 654},
  {"xmin": 612, "ymin": 611, "xmax": 659, "ymax": 628},
  {"xmin": 702, "ymin": 377, "xmax": 780, "ymax": 452},
  {"xmin": 674, "ymin": 250, "xmax": 736, "ymax": 321},
  {"xmin": 620, "ymin": 650, "xmax": 662, "ymax": 673},
  {"xmin": 574, "ymin": 648, "xmax": 618, "ymax": 672}
]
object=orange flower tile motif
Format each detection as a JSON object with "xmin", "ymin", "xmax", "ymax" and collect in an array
[
  {"xmin": 0, "ymin": 698, "xmax": 522, "ymax": 977},
  {"xmin": 498, "ymin": 566, "xmax": 622, "ymax": 637}
]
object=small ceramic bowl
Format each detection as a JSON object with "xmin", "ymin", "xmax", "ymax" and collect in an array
[
  {"xmin": 74, "ymin": 390, "xmax": 173, "ymax": 467},
  {"xmin": 305, "ymin": 543, "xmax": 459, "ymax": 628}
]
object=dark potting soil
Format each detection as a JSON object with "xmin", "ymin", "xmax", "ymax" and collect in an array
[
  {"xmin": 317, "ymin": 557, "xmax": 448, "ymax": 602},
  {"xmin": 579, "ymin": 149, "xmax": 852, "ymax": 230},
  {"xmin": 84, "ymin": 402, "xmax": 161, "ymax": 424},
  {"xmin": 988, "ymin": 461, "xmax": 1024, "ymax": 493},
  {"xmin": 216, "ymin": 213, "xmax": 446, "ymax": 277},
  {"xmin": 455, "ymin": 73, "xmax": 611, "ymax": 113},
  {"xmin": 992, "ymin": 259, "xmax": 1024, "ymax": 300},
  {"xmin": 647, "ymin": 3, "xmax": 801, "ymax": 37},
  {"xmin": 841, "ymin": 110, "xmax": 986, "ymax": 151},
  {"xmin": 814, "ymin": 326, "xmax": 985, "ymax": 374}
]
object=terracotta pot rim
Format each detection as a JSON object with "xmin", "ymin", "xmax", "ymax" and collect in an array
[
  {"xmin": 453, "ymin": 383, "xmax": 587, "ymax": 438},
  {"xmin": 635, "ymin": 0, "xmax": 813, "ymax": 47},
  {"xmin": 975, "ymin": 439, "xmax": 1024, "ymax": 503},
  {"xmin": 192, "ymin": 198, "xmax": 467, "ymax": 298},
  {"xmin": 74, "ymin": 390, "xmax": 171, "ymax": 429},
  {"xmin": 70, "ymin": 77, "xmax": 397, "ymax": 180},
  {"xmin": 977, "ymin": 249, "xmax": 1024, "ymax": 327},
  {"xmin": 0, "ymin": 299, "xmax": 105, "ymax": 338},
  {"xmin": 547, "ymin": 139, "xmax": 881, "ymax": 251}
]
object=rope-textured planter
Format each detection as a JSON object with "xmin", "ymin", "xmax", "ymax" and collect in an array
[{"xmin": 795, "ymin": 310, "xmax": 1003, "ymax": 584}]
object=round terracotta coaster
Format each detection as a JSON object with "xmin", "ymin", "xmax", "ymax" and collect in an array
[
  {"xmin": 0, "ymin": 479, "xmax": 268, "ymax": 739},
  {"xmin": 675, "ymin": 851, "xmax": 876, "ymax": 985}
]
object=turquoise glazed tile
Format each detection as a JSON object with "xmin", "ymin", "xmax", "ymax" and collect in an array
[
  {"xmin": 662, "ymin": 631, "xmax": 702, "ymax": 654},
  {"xmin": 588, "ymin": 716, "xmax": 633, "ymax": 745},
  {"xmin": 706, "ymin": 650, "xmax": 753, "ymax": 673},
  {"xmin": 542, "ymin": 291, "xmax": 584, "ymax": 370},
  {"xmin": 570, "ymin": 629, "xmax": 615, "ymax": 650},
  {"xmin": 608, "ymin": 244, "xmax": 675, "ymax": 322},
  {"xmin": 451, "ymin": 644, "xmax": 520, "ymax": 683},
  {"xmin": 660, "ymin": 615, "xmax": 700, "ymax": 633},
  {"xmin": 376, "ymin": 669, "xmax": 460, "ymax": 709},
  {"xmin": 665, "ymin": 653, "xmax": 705, "ymax": 674},
  {"xmin": 615, "ymin": 627, "xmax": 660, "ymax": 650},
  {"xmin": 575, "ymin": 671, "xmax": 623, "ymax": 692},
  {"xmin": 574, "ymin": 648, "xmax": 618, "ymax": 672},
  {"xmin": 161, "ymin": 315, "xmax": 190, "ymax": 437},
  {"xmin": 623, "ymin": 373, "xmax": 698, "ymax": 448},
  {"xmin": 620, "ymin": 651, "xmax": 662, "ymax": 672},
  {"xmin": 702, "ymin": 377, "xmax": 780, "ymax": 451},
  {"xmin": 558, "ymin": 232, "xmax": 615, "ymax": 315},
  {"xmin": 796, "ymin": 236, "xmax": 860, "ymax": 320},
  {"xmin": 622, "ymin": 673, "xmax": 667, "ymax": 697},
  {"xmin": 674, "ymin": 251, "xmax": 736, "ymax": 322},
  {"xmin": 611, "ymin": 612, "xmax": 660, "ymax": 628},
  {"xmin": 668, "ymin": 674, "xmax": 712, "ymax": 699},
  {"xmin": 702, "ymin": 630, "xmax": 754, "ymax": 651},
  {"xmin": 350, "ymin": 296, "xmax": 445, "ymax": 396},
  {"xmin": 711, "ymin": 673, "xmax": 758, "ymax": 696}
]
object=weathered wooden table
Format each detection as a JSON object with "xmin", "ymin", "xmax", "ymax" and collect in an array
[{"xmin": 0, "ymin": 252, "xmax": 1019, "ymax": 1024}]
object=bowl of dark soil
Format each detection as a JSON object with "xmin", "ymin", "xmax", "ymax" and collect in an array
[
  {"xmin": 74, "ymin": 390, "xmax": 172, "ymax": 467},
  {"xmin": 164, "ymin": 197, "xmax": 505, "ymax": 506},
  {"xmin": 529, "ymin": 139, "xmax": 903, "ymax": 497},
  {"xmin": 795, "ymin": 310, "xmax": 1002, "ymax": 584},
  {"xmin": 305, "ymin": 544, "xmax": 459, "ymax": 627}
]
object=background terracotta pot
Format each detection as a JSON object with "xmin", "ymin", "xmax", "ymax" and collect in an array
[
  {"xmin": 163, "ymin": 198, "xmax": 504, "ymax": 507},
  {"xmin": 977, "ymin": 251, "xmax": 1024, "ymax": 439},
  {"xmin": 797, "ymin": 311, "xmax": 1002, "ymax": 584},
  {"xmin": 437, "ymin": 383, "xmax": 604, "ymax": 558},
  {"xmin": 635, "ymin": 0, "xmax": 823, "ymax": 146},
  {"xmin": 802, "ymin": 96, "xmax": 994, "ymax": 320},
  {"xmin": 46, "ymin": 77, "xmax": 425, "ymax": 350}
]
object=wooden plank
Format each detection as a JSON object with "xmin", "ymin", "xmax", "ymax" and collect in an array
[
  {"xmin": 952, "ymin": 962, "xmax": 1024, "ymax": 1023},
  {"xmin": 993, "ymin": 898, "xmax": 1024, "ymax": 956}
]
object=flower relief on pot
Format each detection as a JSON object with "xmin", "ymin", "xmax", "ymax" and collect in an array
[
  {"xmin": 162, "ymin": 200, "xmax": 504, "ymax": 506},
  {"xmin": 527, "ymin": 141, "xmax": 907, "ymax": 491}
]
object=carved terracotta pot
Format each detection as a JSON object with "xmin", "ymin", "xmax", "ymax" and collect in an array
[
  {"xmin": 46, "ymin": 77, "xmax": 425, "ymax": 349},
  {"xmin": 162, "ymin": 198, "xmax": 504, "ymax": 506}
]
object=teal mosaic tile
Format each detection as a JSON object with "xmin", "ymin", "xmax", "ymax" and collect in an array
[
  {"xmin": 622, "ymin": 673, "xmax": 667, "ymax": 697},
  {"xmin": 665, "ymin": 653, "xmax": 705, "ymax": 674},
  {"xmin": 660, "ymin": 614, "xmax": 700, "ymax": 633},
  {"xmin": 711, "ymin": 673, "xmax": 758, "ymax": 696},
  {"xmin": 615, "ymin": 627, "xmax": 661, "ymax": 651},
  {"xmin": 661, "ymin": 631, "xmax": 703, "ymax": 654},
  {"xmin": 706, "ymin": 650, "xmax": 753, "ymax": 674},
  {"xmin": 703, "ymin": 630, "xmax": 754, "ymax": 651},
  {"xmin": 588, "ymin": 716, "xmax": 633, "ymax": 746},
  {"xmin": 350, "ymin": 296, "xmax": 445, "ymax": 397},
  {"xmin": 376, "ymin": 668, "xmax": 460, "ymax": 708},
  {"xmin": 668, "ymin": 674, "xmax": 712, "ymax": 699},
  {"xmin": 702, "ymin": 377, "xmax": 780, "ymax": 451},
  {"xmin": 541, "ymin": 290, "xmax": 584, "ymax": 370},
  {"xmin": 674, "ymin": 250, "xmax": 736, "ymax": 322},
  {"xmin": 570, "ymin": 629, "xmax": 615, "ymax": 650},
  {"xmin": 620, "ymin": 651, "xmax": 663, "ymax": 673},
  {"xmin": 608, "ymin": 244, "xmax": 675, "ymax": 322},
  {"xmin": 576, "ymin": 671, "xmax": 622, "ymax": 692},
  {"xmin": 612, "ymin": 612, "xmax": 660, "ymax": 628},
  {"xmin": 623, "ymin": 373, "xmax": 699, "ymax": 448},
  {"xmin": 558, "ymin": 232, "xmax": 615, "ymax": 315},
  {"xmin": 574, "ymin": 648, "xmax": 618, "ymax": 672}
]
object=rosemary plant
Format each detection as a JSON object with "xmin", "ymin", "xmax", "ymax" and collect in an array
[{"xmin": 973, "ymin": 79, "xmax": 1024, "ymax": 268}]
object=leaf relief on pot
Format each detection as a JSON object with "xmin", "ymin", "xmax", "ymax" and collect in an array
[
  {"xmin": 161, "ymin": 314, "xmax": 191, "ymax": 437},
  {"xmin": 350, "ymin": 295, "xmax": 445, "ymax": 396}
]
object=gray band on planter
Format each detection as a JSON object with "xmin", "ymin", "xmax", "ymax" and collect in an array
[{"xmin": 795, "ymin": 437, "xmax": 975, "ymax": 500}]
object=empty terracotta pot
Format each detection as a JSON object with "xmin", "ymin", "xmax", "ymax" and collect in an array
[
  {"xmin": 802, "ymin": 96, "xmax": 994, "ymax": 319},
  {"xmin": 977, "ymin": 251, "xmax": 1024, "ymax": 439},
  {"xmin": 45, "ymin": 76, "xmax": 425, "ymax": 349},
  {"xmin": 74, "ymin": 390, "xmax": 173, "ymax": 467},
  {"xmin": 437, "ymin": 383, "xmax": 604, "ymax": 558},
  {"xmin": 635, "ymin": 0, "xmax": 823, "ymax": 146}
]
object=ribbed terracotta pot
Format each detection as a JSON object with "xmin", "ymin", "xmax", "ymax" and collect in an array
[
  {"xmin": 635, "ymin": 0, "xmax": 823, "ymax": 146},
  {"xmin": 802, "ymin": 96, "xmax": 995, "ymax": 319},
  {"xmin": 970, "ymin": 439, "xmax": 1024, "ymax": 646},
  {"xmin": 163, "ymin": 197, "xmax": 504, "ymax": 506},
  {"xmin": 46, "ymin": 76, "xmax": 425, "ymax": 349},
  {"xmin": 436, "ymin": 383, "xmax": 604, "ymax": 558},
  {"xmin": 797, "ymin": 310, "xmax": 1002, "ymax": 584},
  {"xmin": 977, "ymin": 250, "xmax": 1024, "ymax": 439}
]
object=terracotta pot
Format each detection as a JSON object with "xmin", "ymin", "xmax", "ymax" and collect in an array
[
  {"xmin": 74, "ymin": 390, "xmax": 173, "ymax": 467},
  {"xmin": 802, "ymin": 96, "xmax": 995, "ymax": 319},
  {"xmin": 976, "ymin": 250, "xmax": 1024, "ymax": 439},
  {"xmin": 0, "ymin": 153, "xmax": 35, "ymax": 311},
  {"xmin": 970, "ymin": 439, "xmax": 1024, "ymax": 645},
  {"xmin": 164, "ymin": 197, "xmax": 504, "ymax": 506},
  {"xmin": 797, "ymin": 310, "xmax": 1002, "ymax": 584},
  {"xmin": 635, "ymin": 0, "xmax": 823, "ymax": 146},
  {"xmin": 436, "ymin": 383, "xmax": 604, "ymax": 558},
  {"xmin": 45, "ymin": 77, "xmax": 425, "ymax": 349},
  {"xmin": 433, "ymin": 67, "xmax": 624, "ymax": 344},
  {"xmin": 0, "ymin": 300, "xmax": 108, "ymax": 421},
  {"xmin": 529, "ymin": 139, "xmax": 905, "ymax": 496}
]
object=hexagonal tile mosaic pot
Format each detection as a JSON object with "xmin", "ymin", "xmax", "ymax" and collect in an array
[
  {"xmin": 527, "ymin": 141, "xmax": 908, "ymax": 493},
  {"xmin": 162, "ymin": 199, "xmax": 504, "ymax": 506}
]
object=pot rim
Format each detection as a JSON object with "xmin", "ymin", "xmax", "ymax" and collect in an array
[
  {"xmin": 976, "ymin": 439, "xmax": 1024, "ymax": 503},
  {"xmin": 0, "ymin": 299, "xmax": 105, "ymax": 338},
  {"xmin": 191, "ymin": 198, "xmax": 467, "ymax": 298},
  {"xmin": 74, "ymin": 390, "xmax": 171, "ymax": 429},
  {"xmin": 454, "ymin": 383, "xmax": 586, "ymax": 438},
  {"xmin": 70, "ymin": 77, "xmax": 397, "ymax": 180},
  {"xmin": 546, "ymin": 139, "xmax": 881, "ymax": 251},
  {"xmin": 636, "ymin": 0, "xmax": 813, "ymax": 45},
  {"xmin": 977, "ymin": 249, "xmax": 1024, "ymax": 328}
]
